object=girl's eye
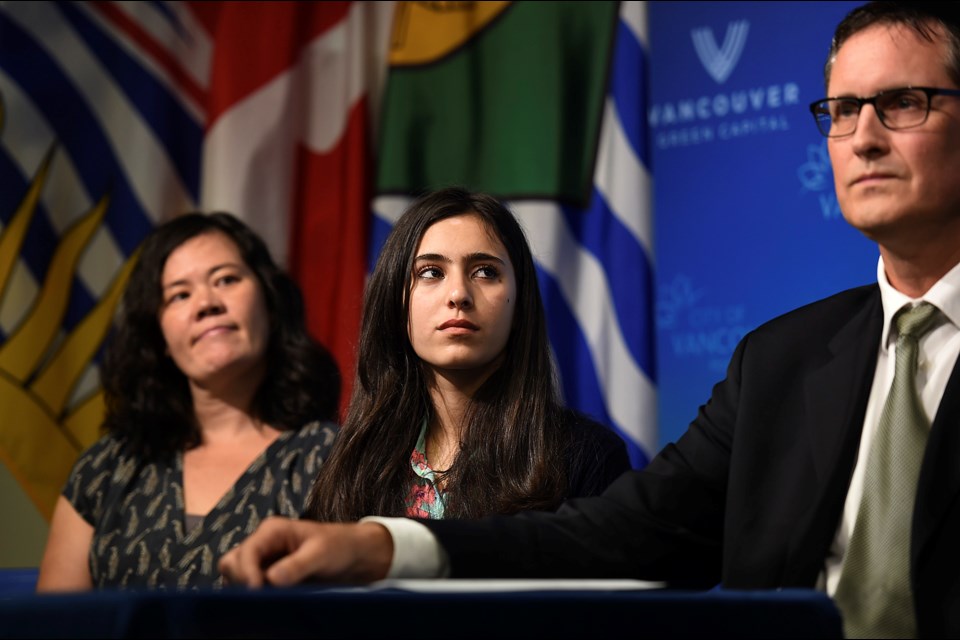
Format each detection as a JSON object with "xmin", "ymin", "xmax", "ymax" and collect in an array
[
  {"xmin": 416, "ymin": 266, "xmax": 443, "ymax": 280},
  {"xmin": 215, "ymin": 274, "xmax": 240, "ymax": 286},
  {"xmin": 473, "ymin": 265, "xmax": 499, "ymax": 279}
]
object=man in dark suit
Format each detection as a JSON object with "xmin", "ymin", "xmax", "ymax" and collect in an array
[{"xmin": 220, "ymin": 3, "xmax": 960, "ymax": 637}]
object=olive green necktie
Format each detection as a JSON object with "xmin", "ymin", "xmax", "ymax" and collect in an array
[{"xmin": 834, "ymin": 302, "xmax": 943, "ymax": 639}]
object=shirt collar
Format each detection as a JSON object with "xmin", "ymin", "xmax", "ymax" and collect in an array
[{"xmin": 877, "ymin": 255, "xmax": 960, "ymax": 351}]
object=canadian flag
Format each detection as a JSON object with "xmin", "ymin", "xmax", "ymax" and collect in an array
[{"xmin": 192, "ymin": 0, "xmax": 395, "ymax": 411}]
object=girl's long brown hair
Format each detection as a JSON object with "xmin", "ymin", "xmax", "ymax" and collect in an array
[{"xmin": 306, "ymin": 187, "xmax": 569, "ymax": 520}]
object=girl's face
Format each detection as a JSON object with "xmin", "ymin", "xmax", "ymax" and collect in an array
[{"xmin": 407, "ymin": 213, "xmax": 516, "ymax": 382}]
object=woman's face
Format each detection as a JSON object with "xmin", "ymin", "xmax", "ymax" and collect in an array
[
  {"xmin": 407, "ymin": 213, "xmax": 517, "ymax": 381},
  {"xmin": 158, "ymin": 231, "xmax": 270, "ymax": 390}
]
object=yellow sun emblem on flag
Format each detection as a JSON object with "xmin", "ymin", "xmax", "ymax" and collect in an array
[
  {"xmin": 390, "ymin": 1, "xmax": 511, "ymax": 66},
  {"xmin": 0, "ymin": 100, "xmax": 140, "ymax": 520}
]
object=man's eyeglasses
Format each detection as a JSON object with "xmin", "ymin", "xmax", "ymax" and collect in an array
[{"xmin": 808, "ymin": 86, "xmax": 960, "ymax": 138}]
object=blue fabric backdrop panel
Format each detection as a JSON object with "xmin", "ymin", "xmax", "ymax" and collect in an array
[{"xmin": 650, "ymin": 1, "xmax": 873, "ymax": 449}]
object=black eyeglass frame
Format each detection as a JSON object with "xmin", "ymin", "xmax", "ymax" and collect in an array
[{"xmin": 808, "ymin": 86, "xmax": 960, "ymax": 138}]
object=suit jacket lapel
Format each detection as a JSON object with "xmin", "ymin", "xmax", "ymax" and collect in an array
[
  {"xmin": 913, "ymin": 352, "xmax": 960, "ymax": 561},
  {"xmin": 786, "ymin": 290, "xmax": 882, "ymax": 584},
  {"xmin": 804, "ymin": 291, "xmax": 883, "ymax": 486}
]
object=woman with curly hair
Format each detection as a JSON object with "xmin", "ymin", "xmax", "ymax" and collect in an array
[
  {"xmin": 37, "ymin": 212, "xmax": 340, "ymax": 591},
  {"xmin": 305, "ymin": 187, "xmax": 629, "ymax": 522}
]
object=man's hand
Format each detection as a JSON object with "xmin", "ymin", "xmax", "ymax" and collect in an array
[{"xmin": 218, "ymin": 517, "xmax": 394, "ymax": 587}]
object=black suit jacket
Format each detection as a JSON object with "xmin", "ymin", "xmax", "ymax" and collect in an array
[{"xmin": 423, "ymin": 285, "xmax": 960, "ymax": 638}]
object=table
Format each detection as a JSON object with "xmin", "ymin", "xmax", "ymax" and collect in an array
[{"xmin": 0, "ymin": 579, "xmax": 843, "ymax": 638}]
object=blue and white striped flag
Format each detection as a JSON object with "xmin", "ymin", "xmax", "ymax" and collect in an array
[
  {"xmin": 0, "ymin": 1, "xmax": 390, "ymax": 523},
  {"xmin": 0, "ymin": 0, "xmax": 202, "ymax": 517},
  {"xmin": 522, "ymin": 2, "xmax": 654, "ymax": 466}
]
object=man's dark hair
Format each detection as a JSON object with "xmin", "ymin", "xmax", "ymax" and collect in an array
[{"xmin": 825, "ymin": 2, "xmax": 960, "ymax": 89}]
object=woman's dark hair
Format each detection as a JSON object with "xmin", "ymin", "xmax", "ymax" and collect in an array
[
  {"xmin": 101, "ymin": 212, "xmax": 340, "ymax": 459},
  {"xmin": 306, "ymin": 187, "xmax": 568, "ymax": 520},
  {"xmin": 825, "ymin": 2, "xmax": 960, "ymax": 89}
]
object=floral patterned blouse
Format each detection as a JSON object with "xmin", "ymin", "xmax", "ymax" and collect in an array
[
  {"xmin": 402, "ymin": 411, "xmax": 631, "ymax": 519},
  {"xmin": 405, "ymin": 420, "xmax": 446, "ymax": 519}
]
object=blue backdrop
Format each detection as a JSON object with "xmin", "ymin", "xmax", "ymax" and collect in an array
[{"xmin": 650, "ymin": 1, "xmax": 874, "ymax": 448}]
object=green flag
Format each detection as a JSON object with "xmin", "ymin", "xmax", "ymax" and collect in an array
[{"xmin": 376, "ymin": 0, "xmax": 618, "ymax": 204}]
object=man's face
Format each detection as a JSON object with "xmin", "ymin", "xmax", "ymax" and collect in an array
[{"xmin": 828, "ymin": 23, "xmax": 960, "ymax": 251}]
